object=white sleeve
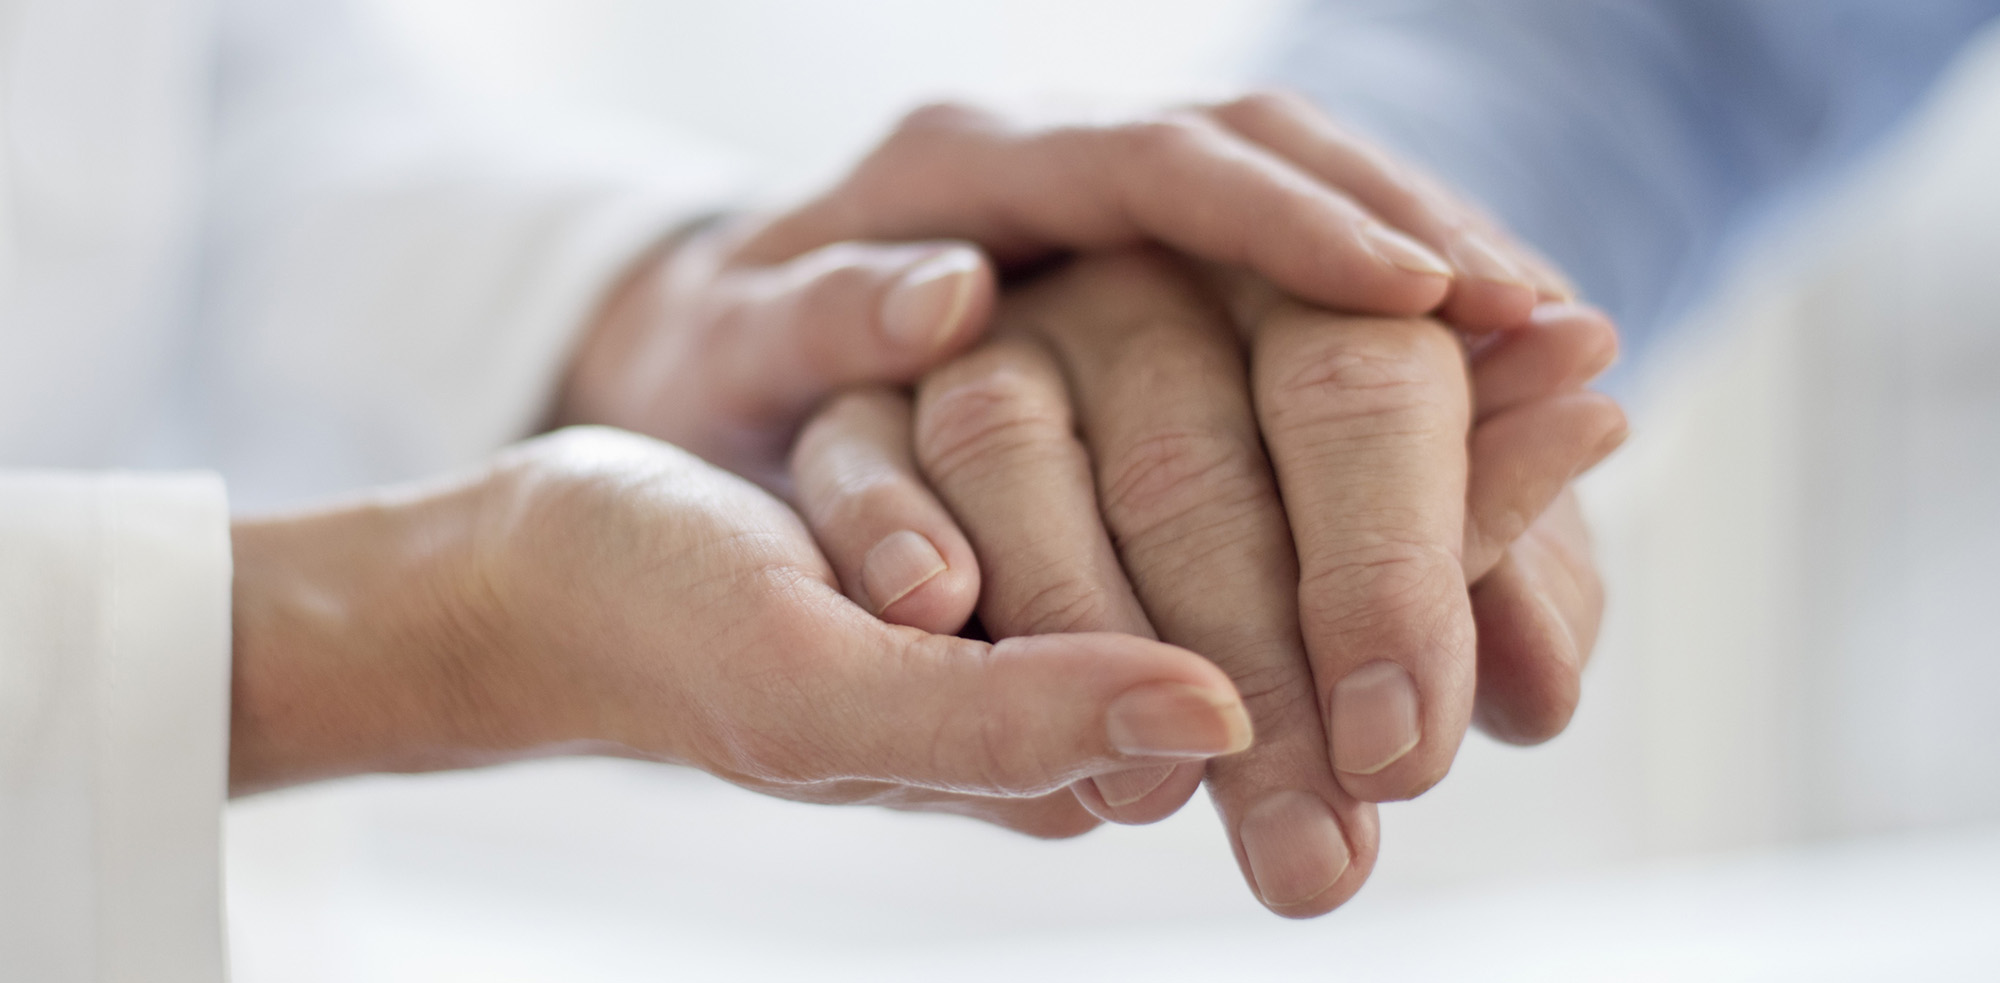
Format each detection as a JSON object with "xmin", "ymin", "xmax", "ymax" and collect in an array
[
  {"xmin": 196, "ymin": 0, "xmax": 743, "ymax": 506},
  {"xmin": 0, "ymin": 471, "xmax": 233, "ymax": 982}
]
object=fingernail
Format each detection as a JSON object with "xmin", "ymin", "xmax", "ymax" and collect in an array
[
  {"xmin": 1092, "ymin": 764, "xmax": 1178, "ymax": 808},
  {"xmin": 880, "ymin": 248, "xmax": 982, "ymax": 349},
  {"xmin": 1106, "ymin": 682, "xmax": 1253, "ymax": 758},
  {"xmin": 1448, "ymin": 231, "xmax": 1534, "ymax": 289},
  {"xmin": 1363, "ymin": 225, "xmax": 1452, "ymax": 279},
  {"xmin": 1329, "ymin": 661, "xmax": 1421, "ymax": 776},
  {"xmin": 861, "ymin": 530, "xmax": 947, "ymax": 613},
  {"xmin": 1240, "ymin": 790, "xmax": 1351, "ymax": 908},
  {"xmin": 1531, "ymin": 301, "xmax": 1621, "ymax": 380}
]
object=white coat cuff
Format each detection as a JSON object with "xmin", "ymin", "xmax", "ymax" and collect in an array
[{"xmin": 0, "ymin": 471, "xmax": 233, "ymax": 982}]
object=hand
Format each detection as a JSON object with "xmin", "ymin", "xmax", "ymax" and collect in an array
[
  {"xmin": 556, "ymin": 92, "xmax": 1572, "ymax": 487},
  {"xmin": 788, "ymin": 251, "xmax": 1623, "ymax": 915},
  {"xmin": 225, "ymin": 426, "xmax": 1254, "ymax": 839}
]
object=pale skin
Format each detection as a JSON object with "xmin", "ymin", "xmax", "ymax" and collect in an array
[
  {"xmin": 224, "ymin": 91, "xmax": 1618, "ymax": 918},
  {"xmin": 229, "ymin": 427, "xmax": 1256, "ymax": 820}
]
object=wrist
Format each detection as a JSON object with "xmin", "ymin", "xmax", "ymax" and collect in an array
[{"xmin": 227, "ymin": 477, "xmax": 539, "ymax": 795}]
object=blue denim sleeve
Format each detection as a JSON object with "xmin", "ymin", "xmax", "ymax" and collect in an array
[{"xmin": 1266, "ymin": 0, "xmax": 2000, "ymax": 357}]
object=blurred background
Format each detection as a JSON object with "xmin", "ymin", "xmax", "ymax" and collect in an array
[{"xmin": 225, "ymin": 1, "xmax": 2000, "ymax": 978}]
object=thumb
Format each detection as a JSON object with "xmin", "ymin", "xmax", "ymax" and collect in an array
[
  {"xmin": 713, "ymin": 238, "xmax": 997, "ymax": 432},
  {"xmin": 776, "ymin": 616, "xmax": 1253, "ymax": 797}
]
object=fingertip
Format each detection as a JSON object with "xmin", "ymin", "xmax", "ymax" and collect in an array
[
  {"xmin": 1076, "ymin": 761, "xmax": 1206, "ymax": 825},
  {"xmin": 1237, "ymin": 791, "xmax": 1381, "ymax": 918},
  {"xmin": 1556, "ymin": 390, "xmax": 1630, "ymax": 477},
  {"xmin": 1105, "ymin": 679, "xmax": 1253, "ymax": 758},
  {"xmin": 1336, "ymin": 758, "xmax": 1456, "ymax": 804},
  {"xmin": 1325, "ymin": 656, "xmax": 1471, "ymax": 804},
  {"xmin": 879, "ymin": 243, "xmax": 997, "ymax": 353},
  {"xmin": 1528, "ymin": 301, "xmax": 1621, "ymax": 380},
  {"xmin": 871, "ymin": 533, "xmax": 980, "ymax": 635},
  {"xmin": 1471, "ymin": 562, "xmax": 1584, "ymax": 746},
  {"xmin": 990, "ymin": 634, "xmax": 1253, "ymax": 764},
  {"xmin": 789, "ymin": 387, "xmax": 982, "ymax": 633},
  {"xmin": 1470, "ymin": 306, "xmax": 1625, "ymax": 420},
  {"xmin": 1441, "ymin": 232, "xmax": 1540, "ymax": 333},
  {"xmin": 1276, "ymin": 225, "xmax": 1454, "ymax": 318},
  {"xmin": 1475, "ymin": 687, "xmax": 1579, "ymax": 746}
]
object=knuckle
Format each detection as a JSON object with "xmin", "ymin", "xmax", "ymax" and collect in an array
[
  {"xmin": 1218, "ymin": 88, "xmax": 1312, "ymax": 127},
  {"xmin": 1114, "ymin": 114, "xmax": 1221, "ymax": 162},
  {"xmin": 1014, "ymin": 250, "xmax": 1214, "ymax": 339},
  {"xmin": 815, "ymin": 475, "xmax": 913, "ymax": 545},
  {"xmin": 1264, "ymin": 323, "xmax": 1463, "ymax": 434},
  {"xmin": 1062, "ymin": 248, "xmax": 1197, "ymax": 302},
  {"xmin": 796, "ymin": 387, "xmax": 863, "ymax": 430},
  {"xmin": 789, "ymin": 412, "xmax": 840, "ymax": 472},
  {"xmin": 896, "ymin": 634, "xmax": 1076, "ymax": 796},
  {"xmin": 895, "ymin": 100, "xmax": 992, "ymax": 135},
  {"xmin": 1299, "ymin": 533, "xmax": 1468, "ymax": 657},
  {"xmin": 858, "ymin": 102, "xmax": 999, "ymax": 187},
  {"xmin": 915, "ymin": 359, "xmax": 1073, "ymax": 484},
  {"xmin": 1098, "ymin": 428, "xmax": 1266, "ymax": 546},
  {"xmin": 788, "ymin": 395, "xmax": 868, "ymax": 471},
  {"xmin": 940, "ymin": 694, "xmax": 1067, "ymax": 796},
  {"xmin": 1003, "ymin": 577, "xmax": 1122, "ymax": 636},
  {"xmin": 1226, "ymin": 660, "xmax": 1323, "ymax": 736}
]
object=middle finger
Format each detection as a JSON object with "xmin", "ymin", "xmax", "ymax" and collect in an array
[
  {"xmin": 1016, "ymin": 250, "xmax": 1380, "ymax": 916},
  {"xmin": 1250, "ymin": 299, "xmax": 1479, "ymax": 804},
  {"xmin": 910, "ymin": 332, "xmax": 1211, "ymax": 821}
]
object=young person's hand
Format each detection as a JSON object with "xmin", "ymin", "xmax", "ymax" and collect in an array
[
  {"xmin": 226, "ymin": 426, "xmax": 1251, "ymax": 840},
  {"xmin": 556, "ymin": 92, "xmax": 1571, "ymax": 488},
  {"xmin": 788, "ymin": 250, "xmax": 1622, "ymax": 915}
]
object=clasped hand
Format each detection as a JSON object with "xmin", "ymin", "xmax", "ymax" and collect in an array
[
  {"xmin": 790, "ymin": 250, "xmax": 1620, "ymax": 914},
  {"xmin": 228, "ymin": 92, "xmax": 1623, "ymax": 920}
]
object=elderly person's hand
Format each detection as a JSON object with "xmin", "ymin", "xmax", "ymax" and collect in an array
[
  {"xmin": 556, "ymin": 93, "xmax": 1570, "ymax": 489},
  {"xmin": 788, "ymin": 250, "xmax": 1622, "ymax": 916},
  {"xmin": 225, "ymin": 426, "xmax": 1252, "ymax": 835},
  {"xmin": 546, "ymin": 88, "xmax": 1615, "ymax": 917}
]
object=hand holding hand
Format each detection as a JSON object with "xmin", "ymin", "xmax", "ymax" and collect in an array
[
  {"xmin": 788, "ymin": 251, "xmax": 1623, "ymax": 914},
  {"xmin": 556, "ymin": 93, "xmax": 1572, "ymax": 487},
  {"xmin": 227, "ymin": 427, "xmax": 1252, "ymax": 838}
]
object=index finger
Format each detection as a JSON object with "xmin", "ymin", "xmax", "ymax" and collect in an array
[
  {"xmin": 736, "ymin": 102, "xmax": 1454, "ymax": 318},
  {"xmin": 1251, "ymin": 306, "xmax": 1477, "ymax": 803},
  {"xmin": 1207, "ymin": 90, "xmax": 1576, "ymax": 329}
]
